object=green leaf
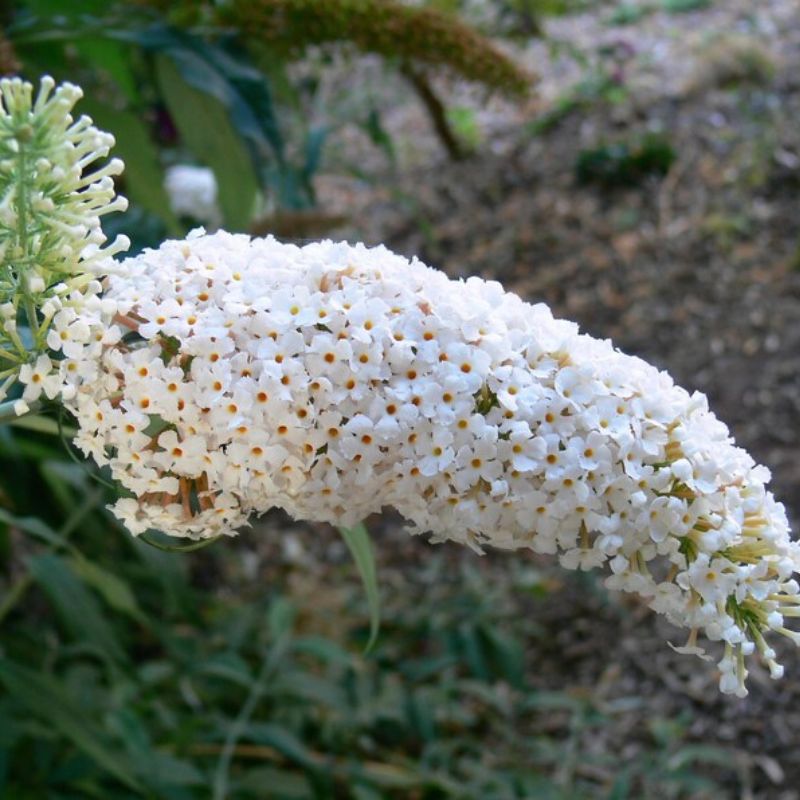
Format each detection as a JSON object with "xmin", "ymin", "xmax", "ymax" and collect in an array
[
  {"xmin": 155, "ymin": 54, "xmax": 259, "ymax": 230},
  {"xmin": 69, "ymin": 557, "xmax": 147, "ymax": 625},
  {"xmin": 268, "ymin": 596, "xmax": 295, "ymax": 641},
  {"xmin": 245, "ymin": 723, "xmax": 322, "ymax": 771},
  {"xmin": 0, "ymin": 508, "xmax": 68, "ymax": 549},
  {"xmin": 363, "ymin": 108, "xmax": 396, "ymax": 164},
  {"xmin": 269, "ymin": 671, "xmax": 348, "ymax": 711},
  {"xmin": 75, "ymin": 38, "xmax": 139, "ymax": 103},
  {"xmin": 0, "ymin": 659, "xmax": 143, "ymax": 792},
  {"xmin": 197, "ymin": 652, "xmax": 254, "ymax": 689},
  {"xmin": 337, "ymin": 523, "xmax": 380, "ymax": 653},
  {"xmin": 292, "ymin": 635, "xmax": 354, "ymax": 667},
  {"xmin": 129, "ymin": 25, "xmax": 284, "ymax": 162},
  {"xmin": 27, "ymin": 554, "xmax": 127, "ymax": 665},
  {"xmin": 8, "ymin": 413, "xmax": 73, "ymax": 437},
  {"xmin": 78, "ymin": 98, "xmax": 181, "ymax": 234},
  {"xmin": 238, "ymin": 766, "xmax": 311, "ymax": 798}
]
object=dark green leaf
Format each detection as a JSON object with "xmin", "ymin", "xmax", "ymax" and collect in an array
[
  {"xmin": 0, "ymin": 659, "xmax": 143, "ymax": 792},
  {"xmin": 155, "ymin": 54, "xmax": 259, "ymax": 229},
  {"xmin": 237, "ymin": 766, "xmax": 311, "ymax": 798},
  {"xmin": 69, "ymin": 557, "xmax": 147, "ymax": 624},
  {"xmin": 78, "ymin": 99, "xmax": 181, "ymax": 233},
  {"xmin": 245, "ymin": 723, "xmax": 322, "ymax": 771},
  {"xmin": 0, "ymin": 508, "xmax": 67, "ymax": 549},
  {"xmin": 27, "ymin": 554, "xmax": 127, "ymax": 665}
]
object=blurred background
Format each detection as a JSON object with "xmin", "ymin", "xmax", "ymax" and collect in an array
[{"xmin": 1, "ymin": 1, "xmax": 800, "ymax": 797}]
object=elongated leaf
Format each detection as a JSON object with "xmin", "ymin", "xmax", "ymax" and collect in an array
[
  {"xmin": 193, "ymin": 38, "xmax": 284, "ymax": 162},
  {"xmin": 238, "ymin": 766, "xmax": 311, "ymax": 797},
  {"xmin": 27, "ymin": 554, "xmax": 127, "ymax": 665},
  {"xmin": 246, "ymin": 723, "xmax": 322, "ymax": 770},
  {"xmin": 0, "ymin": 508, "xmax": 68, "ymax": 549},
  {"xmin": 8, "ymin": 413, "xmax": 73, "ymax": 437},
  {"xmin": 338, "ymin": 523, "xmax": 380, "ymax": 652},
  {"xmin": 78, "ymin": 98, "xmax": 181, "ymax": 233},
  {"xmin": 292, "ymin": 635, "xmax": 354, "ymax": 667},
  {"xmin": 76, "ymin": 38, "xmax": 139, "ymax": 103},
  {"xmin": 155, "ymin": 54, "xmax": 259, "ymax": 229},
  {"xmin": 269, "ymin": 670, "xmax": 349, "ymax": 711},
  {"xmin": 126, "ymin": 25, "xmax": 284, "ymax": 164},
  {"xmin": 0, "ymin": 659, "xmax": 143, "ymax": 792},
  {"xmin": 69, "ymin": 557, "xmax": 147, "ymax": 624}
]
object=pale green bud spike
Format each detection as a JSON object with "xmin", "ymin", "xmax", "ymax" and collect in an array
[{"xmin": 0, "ymin": 76, "xmax": 128, "ymax": 416}]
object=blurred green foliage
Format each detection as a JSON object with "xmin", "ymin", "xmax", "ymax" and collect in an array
[
  {"xmin": 529, "ymin": 39, "xmax": 634, "ymax": 135},
  {"xmin": 661, "ymin": 0, "xmax": 711, "ymax": 13},
  {"xmin": 604, "ymin": 0, "xmax": 715, "ymax": 24},
  {"xmin": 576, "ymin": 133, "xmax": 676, "ymax": 187},
  {"xmin": 0, "ymin": 417, "xmax": 735, "ymax": 797},
  {"xmin": 3, "ymin": 0, "xmax": 534, "ymax": 245}
]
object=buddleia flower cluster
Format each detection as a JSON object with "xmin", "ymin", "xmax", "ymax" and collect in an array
[
  {"xmin": 48, "ymin": 229, "xmax": 799, "ymax": 696},
  {"xmin": 0, "ymin": 76, "xmax": 129, "ymax": 411}
]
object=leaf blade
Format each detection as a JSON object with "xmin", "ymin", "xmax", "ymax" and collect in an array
[
  {"xmin": 155, "ymin": 53, "xmax": 259, "ymax": 230},
  {"xmin": 0, "ymin": 659, "xmax": 143, "ymax": 792},
  {"xmin": 338, "ymin": 523, "xmax": 380, "ymax": 652}
]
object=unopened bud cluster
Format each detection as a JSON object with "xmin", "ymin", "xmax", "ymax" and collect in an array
[
  {"xmin": 0, "ymin": 76, "xmax": 128, "ymax": 409},
  {"xmin": 49, "ymin": 229, "xmax": 799, "ymax": 696}
]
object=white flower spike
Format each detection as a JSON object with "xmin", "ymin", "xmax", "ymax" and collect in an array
[{"xmin": 54, "ymin": 230, "xmax": 798, "ymax": 697}]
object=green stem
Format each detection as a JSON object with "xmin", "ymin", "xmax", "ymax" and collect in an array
[
  {"xmin": 212, "ymin": 626, "xmax": 293, "ymax": 800},
  {"xmin": 0, "ymin": 350, "xmax": 23, "ymax": 364},
  {"xmin": 0, "ymin": 574, "xmax": 33, "ymax": 626}
]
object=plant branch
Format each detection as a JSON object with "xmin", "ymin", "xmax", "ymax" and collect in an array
[{"xmin": 401, "ymin": 64, "xmax": 469, "ymax": 161}]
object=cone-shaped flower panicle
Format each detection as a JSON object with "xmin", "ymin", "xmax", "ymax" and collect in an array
[
  {"xmin": 0, "ymin": 76, "xmax": 129, "ymax": 406},
  {"xmin": 54, "ymin": 230, "xmax": 798, "ymax": 696}
]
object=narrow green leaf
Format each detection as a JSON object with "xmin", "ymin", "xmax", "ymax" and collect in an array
[
  {"xmin": 69, "ymin": 557, "xmax": 147, "ymax": 624},
  {"xmin": 155, "ymin": 54, "xmax": 259, "ymax": 230},
  {"xmin": 338, "ymin": 523, "xmax": 381, "ymax": 652},
  {"xmin": 292, "ymin": 635, "xmax": 354, "ymax": 667},
  {"xmin": 246, "ymin": 723, "xmax": 322, "ymax": 771},
  {"xmin": 8, "ymin": 413, "xmax": 72, "ymax": 436},
  {"xmin": 269, "ymin": 671, "xmax": 349, "ymax": 711},
  {"xmin": 0, "ymin": 508, "xmax": 68, "ymax": 549},
  {"xmin": 76, "ymin": 38, "xmax": 139, "ymax": 103},
  {"xmin": 238, "ymin": 766, "xmax": 311, "ymax": 797},
  {"xmin": 0, "ymin": 659, "xmax": 143, "ymax": 792},
  {"xmin": 27, "ymin": 554, "xmax": 127, "ymax": 665}
]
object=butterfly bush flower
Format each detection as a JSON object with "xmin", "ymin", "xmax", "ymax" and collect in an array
[
  {"xmin": 0, "ymin": 76, "xmax": 128, "ymax": 410},
  {"xmin": 51, "ymin": 229, "xmax": 799, "ymax": 696}
]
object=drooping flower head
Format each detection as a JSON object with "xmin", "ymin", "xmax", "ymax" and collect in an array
[
  {"xmin": 0, "ymin": 76, "xmax": 129, "ymax": 409},
  {"xmin": 52, "ymin": 229, "xmax": 799, "ymax": 696}
]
